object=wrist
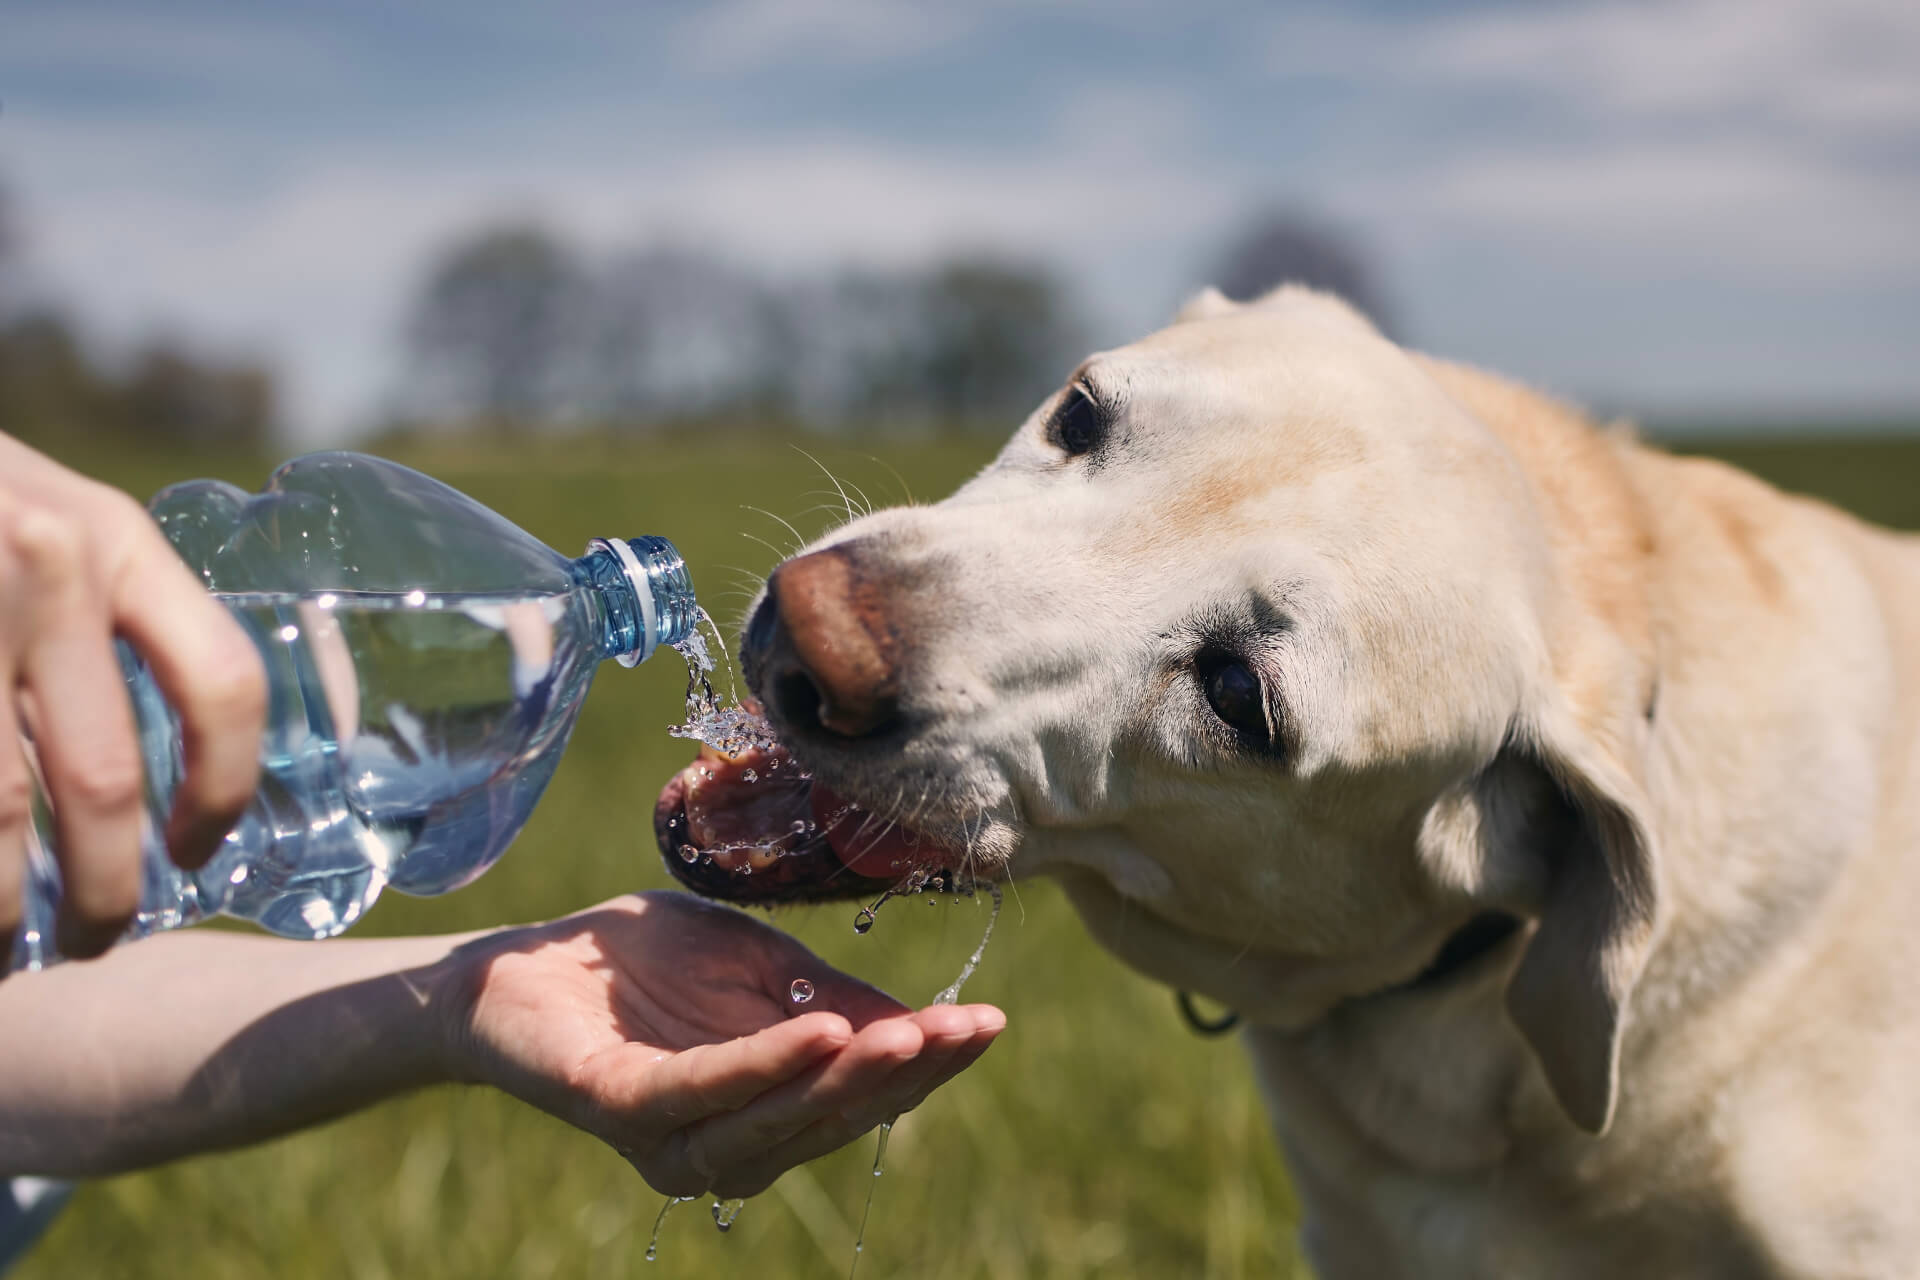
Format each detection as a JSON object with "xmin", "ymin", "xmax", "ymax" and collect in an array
[{"xmin": 418, "ymin": 924, "xmax": 530, "ymax": 1088}]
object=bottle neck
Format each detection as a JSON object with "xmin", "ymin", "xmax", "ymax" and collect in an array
[{"xmin": 575, "ymin": 536, "xmax": 700, "ymax": 667}]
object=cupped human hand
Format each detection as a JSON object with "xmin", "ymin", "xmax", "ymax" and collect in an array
[
  {"xmin": 0, "ymin": 434, "xmax": 266, "ymax": 965},
  {"xmin": 439, "ymin": 891, "xmax": 1005, "ymax": 1198}
]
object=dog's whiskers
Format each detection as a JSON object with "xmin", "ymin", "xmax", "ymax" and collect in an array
[
  {"xmin": 791, "ymin": 446, "xmax": 863, "ymax": 525},
  {"xmin": 736, "ymin": 529, "xmax": 791, "ymax": 564},
  {"xmin": 738, "ymin": 505, "xmax": 809, "ymax": 558}
]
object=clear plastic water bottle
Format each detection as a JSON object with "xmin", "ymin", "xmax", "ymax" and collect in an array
[{"xmin": 10, "ymin": 451, "xmax": 699, "ymax": 971}]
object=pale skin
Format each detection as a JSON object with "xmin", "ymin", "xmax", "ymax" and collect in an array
[
  {"xmin": 0, "ymin": 433, "xmax": 1002, "ymax": 1195},
  {"xmin": 0, "ymin": 892, "xmax": 1003, "ymax": 1196},
  {"xmin": 0, "ymin": 432, "xmax": 267, "ymax": 959}
]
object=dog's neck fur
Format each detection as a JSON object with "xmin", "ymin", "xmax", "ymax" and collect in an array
[{"xmin": 1248, "ymin": 360, "xmax": 1920, "ymax": 1278}]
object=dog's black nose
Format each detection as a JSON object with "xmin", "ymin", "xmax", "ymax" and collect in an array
[{"xmin": 741, "ymin": 545, "xmax": 901, "ymax": 739}]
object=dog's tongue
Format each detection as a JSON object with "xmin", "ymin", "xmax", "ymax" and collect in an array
[
  {"xmin": 682, "ymin": 742, "xmax": 807, "ymax": 861},
  {"xmin": 810, "ymin": 779, "xmax": 926, "ymax": 878},
  {"xmin": 669, "ymin": 737, "xmax": 936, "ymax": 881}
]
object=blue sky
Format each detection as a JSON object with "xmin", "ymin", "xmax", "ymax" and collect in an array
[{"xmin": 3, "ymin": 0, "xmax": 1916, "ymax": 442}]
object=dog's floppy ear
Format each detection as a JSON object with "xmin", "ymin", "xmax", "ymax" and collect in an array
[{"xmin": 1500, "ymin": 704, "xmax": 1659, "ymax": 1136}]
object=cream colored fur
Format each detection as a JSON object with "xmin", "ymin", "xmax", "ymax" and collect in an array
[{"xmin": 779, "ymin": 286, "xmax": 1920, "ymax": 1277}]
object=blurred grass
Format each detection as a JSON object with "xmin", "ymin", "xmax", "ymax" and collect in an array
[
  {"xmin": 19, "ymin": 426, "xmax": 1920, "ymax": 1279},
  {"xmin": 17, "ymin": 430, "xmax": 1304, "ymax": 1280}
]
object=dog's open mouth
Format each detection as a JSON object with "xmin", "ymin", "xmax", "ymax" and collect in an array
[{"xmin": 653, "ymin": 728, "xmax": 957, "ymax": 905}]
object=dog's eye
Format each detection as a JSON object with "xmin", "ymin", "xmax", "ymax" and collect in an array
[
  {"xmin": 1201, "ymin": 655, "xmax": 1269, "ymax": 740},
  {"xmin": 1050, "ymin": 387, "xmax": 1105, "ymax": 457}
]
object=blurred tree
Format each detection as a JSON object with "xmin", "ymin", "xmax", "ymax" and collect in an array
[
  {"xmin": 826, "ymin": 268, "xmax": 934, "ymax": 425},
  {"xmin": 0, "ymin": 178, "xmax": 21, "ymax": 313},
  {"xmin": 0, "ymin": 310, "xmax": 104, "ymax": 445},
  {"xmin": 586, "ymin": 246, "xmax": 795, "ymax": 425},
  {"xmin": 911, "ymin": 258, "xmax": 1082, "ymax": 424},
  {"xmin": 0, "ymin": 171, "xmax": 277, "ymax": 450},
  {"xmin": 1207, "ymin": 209, "xmax": 1398, "ymax": 339},
  {"xmin": 121, "ymin": 340, "xmax": 275, "ymax": 449},
  {"xmin": 403, "ymin": 224, "xmax": 584, "ymax": 430},
  {"xmin": 0, "ymin": 317, "xmax": 274, "ymax": 451},
  {"xmin": 392, "ymin": 218, "xmax": 1089, "ymax": 436},
  {"xmin": 829, "ymin": 257, "xmax": 1082, "ymax": 429}
]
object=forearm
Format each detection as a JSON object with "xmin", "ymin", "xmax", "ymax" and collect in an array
[{"xmin": 0, "ymin": 928, "xmax": 483, "ymax": 1177}]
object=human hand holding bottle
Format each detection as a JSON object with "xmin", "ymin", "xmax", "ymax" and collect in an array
[
  {"xmin": 0, "ymin": 434, "xmax": 1002, "ymax": 1194},
  {"xmin": 0, "ymin": 433, "xmax": 267, "ymax": 966}
]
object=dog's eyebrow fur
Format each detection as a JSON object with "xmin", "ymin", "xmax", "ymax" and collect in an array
[{"xmin": 1067, "ymin": 360, "xmax": 1125, "ymax": 415}]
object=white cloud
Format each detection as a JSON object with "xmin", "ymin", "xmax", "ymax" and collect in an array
[
  {"xmin": 3, "ymin": 0, "xmax": 1915, "ymax": 439},
  {"xmin": 1268, "ymin": 0, "xmax": 1920, "ymax": 283},
  {"xmin": 1407, "ymin": 0, "xmax": 1920, "ymax": 134},
  {"xmin": 668, "ymin": 0, "xmax": 987, "ymax": 73},
  {"xmin": 1273, "ymin": 0, "xmax": 1920, "ymax": 133},
  {"xmin": 2, "ymin": 103, "xmax": 1232, "ymax": 439},
  {"xmin": 1364, "ymin": 139, "xmax": 1920, "ymax": 283}
]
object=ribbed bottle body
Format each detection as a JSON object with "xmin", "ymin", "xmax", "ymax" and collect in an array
[{"xmin": 8, "ymin": 453, "xmax": 699, "ymax": 972}]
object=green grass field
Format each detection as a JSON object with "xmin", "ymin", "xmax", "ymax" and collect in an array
[{"xmin": 18, "ymin": 427, "xmax": 1920, "ymax": 1279}]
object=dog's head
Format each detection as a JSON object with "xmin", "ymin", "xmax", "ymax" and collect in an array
[{"xmin": 658, "ymin": 286, "xmax": 1661, "ymax": 1135}]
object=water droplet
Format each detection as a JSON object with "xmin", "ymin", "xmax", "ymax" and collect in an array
[
  {"xmin": 934, "ymin": 883, "xmax": 1002, "ymax": 1005},
  {"xmin": 789, "ymin": 819, "xmax": 808, "ymax": 835},
  {"xmin": 853, "ymin": 909, "xmax": 875, "ymax": 935},
  {"xmin": 743, "ymin": 769, "xmax": 758, "ymax": 782},
  {"xmin": 679, "ymin": 844, "xmax": 700, "ymax": 864},
  {"xmin": 848, "ymin": 1120, "xmax": 893, "ymax": 1278},
  {"xmin": 646, "ymin": 1194, "xmax": 696, "ymax": 1263},
  {"xmin": 789, "ymin": 978, "xmax": 815, "ymax": 1003},
  {"xmin": 711, "ymin": 1197, "xmax": 746, "ymax": 1232}
]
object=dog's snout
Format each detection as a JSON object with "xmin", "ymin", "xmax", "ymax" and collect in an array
[{"xmin": 742, "ymin": 545, "xmax": 902, "ymax": 739}]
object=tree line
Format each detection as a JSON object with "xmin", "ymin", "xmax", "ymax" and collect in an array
[
  {"xmin": 394, "ymin": 225, "xmax": 1086, "ymax": 436},
  {"xmin": 0, "ymin": 181, "xmax": 277, "ymax": 452},
  {"xmin": 1, "ymin": 165, "xmax": 1394, "ymax": 447},
  {"xmin": 395, "ymin": 212, "xmax": 1393, "ymax": 437}
]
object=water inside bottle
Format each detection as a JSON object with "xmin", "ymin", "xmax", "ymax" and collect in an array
[{"xmin": 207, "ymin": 587, "xmax": 599, "ymax": 939}]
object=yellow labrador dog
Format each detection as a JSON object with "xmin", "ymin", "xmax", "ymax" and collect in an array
[{"xmin": 658, "ymin": 286, "xmax": 1920, "ymax": 1277}]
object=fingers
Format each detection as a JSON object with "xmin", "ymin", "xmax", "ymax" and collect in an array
[
  {"xmin": 0, "ymin": 441, "xmax": 264, "ymax": 961},
  {"xmin": 860, "ymin": 1004, "xmax": 1005, "ymax": 1123},
  {"xmin": 110, "ymin": 513, "xmax": 265, "ymax": 870},
  {"xmin": 0, "ymin": 693, "xmax": 27, "ymax": 970},
  {"xmin": 678, "ymin": 1012, "xmax": 928, "ymax": 1187},
  {"xmin": 8, "ymin": 505, "xmax": 144, "ymax": 957},
  {"xmin": 603, "ymin": 1011, "xmax": 854, "ymax": 1194},
  {"xmin": 710, "ymin": 1005, "xmax": 1003, "ymax": 1199}
]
